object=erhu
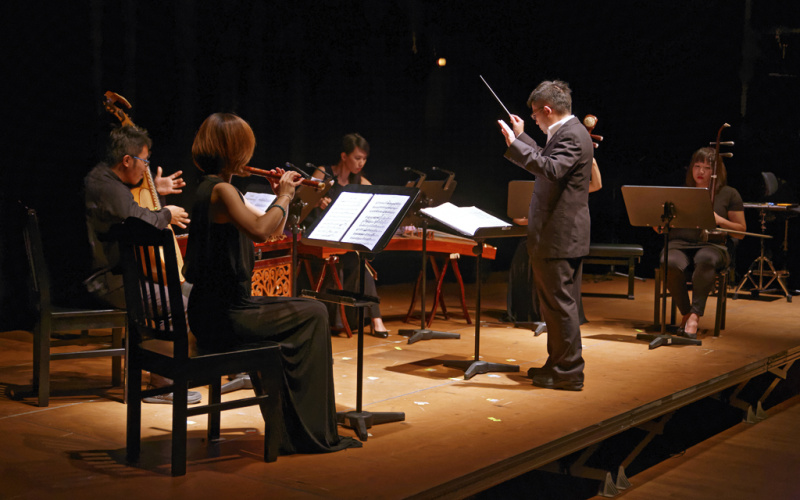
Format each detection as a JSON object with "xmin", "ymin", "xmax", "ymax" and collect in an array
[{"xmin": 705, "ymin": 123, "xmax": 734, "ymax": 243}]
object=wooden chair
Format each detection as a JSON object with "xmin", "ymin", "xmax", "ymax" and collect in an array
[
  {"xmin": 653, "ymin": 266, "xmax": 728, "ymax": 337},
  {"xmin": 116, "ymin": 217, "xmax": 283, "ymax": 476},
  {"xmin": 22, "ymin": 207, "xmax": 126, "ymax": 407}
]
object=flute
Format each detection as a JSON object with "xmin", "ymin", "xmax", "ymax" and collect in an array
[{"xmin": 244, "ymin": 166, "xmax": 326, "ymax": 190}]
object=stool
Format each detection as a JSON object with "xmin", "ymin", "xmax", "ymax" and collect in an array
[
  {"xmin": 584, "ymin": 243, "xmax": 644, "ymax": 299},
  {"xmin": 653, "ymin": 267, "xmax": 728, "ymax": 337}
]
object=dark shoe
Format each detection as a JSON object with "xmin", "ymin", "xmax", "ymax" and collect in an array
[
  {"xmin": 531, "ymin": 373, "xmax": 583, "ymax": 391},
  {"xmin": 143, "ymin": 391, "xmax": 202, "ymax": 405},
  {"xmin": 371, "ymin": 330, "xmax": 389, "ymax": 339},
  {"xmin": 526, "ymin": 366, "xmax": 548, "ymax": 379},
  {"xmin": 676, "ymin": 327, "xmax": 697, "ymax": 340}
]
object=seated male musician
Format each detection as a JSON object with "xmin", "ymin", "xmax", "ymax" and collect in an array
[{"xmin": 84, "ymin": 125, "xmax": 198, "ymax": 404}]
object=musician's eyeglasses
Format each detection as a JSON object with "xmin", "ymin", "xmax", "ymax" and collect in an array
[
  {"xmin": 530, "ymin": 106, "xmax": 545, "ymax": 118},
  {"xmin": 132, "ymin": 156, "xmax": 151, "ymax": 168}
]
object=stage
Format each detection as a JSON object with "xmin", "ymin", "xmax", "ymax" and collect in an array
[{"xmin": 1, "ymin": 272, "xmax": 798, "ymax": 499}]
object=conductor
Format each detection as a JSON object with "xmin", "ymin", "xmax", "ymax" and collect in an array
[{"xmin": 498, "ymin": 80, "xmax": 593, "ymax": 391}]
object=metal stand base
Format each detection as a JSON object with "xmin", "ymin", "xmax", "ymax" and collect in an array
[
  {"xmin": 636, "ymin": 332, "xmax": 702, "ymax": 350},
  {"xmin": 514, "ymin": 321, "xmax": 547, "ymax": 336},
  {"xmin": 443, "ymin": 359, "xmax": 520, "ymax": 380},
  {"xmin": 336, "ymin": 410, "xmax": 406, "ymax": 441},
  {"xmin": 399, "ymin": 328, "xmax": 460, "ymax": 344}
]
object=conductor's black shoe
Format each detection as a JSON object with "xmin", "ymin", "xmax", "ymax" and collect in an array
[
  {"xmin": 530, "ymin": 373, "xmax": 583, "ymax": 391},
  {"xmin": 526, "ymin": 367, "xmax": 547, "ymax": 379}
]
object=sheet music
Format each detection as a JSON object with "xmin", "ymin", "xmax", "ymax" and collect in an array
[
  {"xmin": 342, "ymin": 194, "xmax": 409, "ymax": 250},
  {"xmin": 308, "ymin": 191, "xmax": 372, "ymax": 242},
  {"xmin": 244, "ymin": 191, "xmax": 276, "ymax": 212},
  {"xmin": 422, "ymin": 202, "xmax": 510, "ymax": 236}
]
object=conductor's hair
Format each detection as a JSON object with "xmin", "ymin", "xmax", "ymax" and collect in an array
[{"xmin": 527, "ymin": 80, "xmax": 572, "ymax": 115}]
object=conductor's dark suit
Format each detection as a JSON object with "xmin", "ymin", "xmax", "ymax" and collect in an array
[{"xmin": 504, "ymin": 116, "xmax": 593, "ymax": 383}]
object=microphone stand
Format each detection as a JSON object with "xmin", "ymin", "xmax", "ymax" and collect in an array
[
  {"xmin": 288, "ymin": 197, "xmax": 304, "ymax": 297},
  {"xmin": 398, "ymin": 167, "xmax": 460, "ymax": 344}
]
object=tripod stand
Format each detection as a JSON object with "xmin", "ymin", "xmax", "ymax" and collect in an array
[
  {"xmin": 398, "ymin": 176, "xmax": 460, "ymax": 344},
  {"xmin": 735, "ymin": 205, "xmax": 789, "ymax": 302}
]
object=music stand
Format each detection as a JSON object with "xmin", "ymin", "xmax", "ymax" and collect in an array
[
  {"xmin": 422, "ymin": 203, "xmax": 526, "ymax": 378},
  {"xmin": 398, "ymin": 178, "xmax": 461, "ymax": 344},
  {"xmin": 621, "ymin": 186, "xmax": 716, "ymax": 349},
  {"xmin": 301, "ymin": 184, "xmax": 420, "ymax": 440}
]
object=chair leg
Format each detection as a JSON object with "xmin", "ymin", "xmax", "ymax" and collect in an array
[
  {"xmin": 171, "ymin": 380, "xmax": 188, "ymax": 476},
  {"xmin": 250, "ymin": 366, "xmax": 281, "ymax": 463},
  {"xmin": 714, "ymin": 272, "xmax": 728, "ymax": 337},
  {"xmin": 126, "ymin": 363, "xmax": 143, "ymax": 463},
  {"xmin": 111, "ymin": 327, "xmax": 123, "ymax": 387},
  {"xmin": 208, "ymin": 378, "xmax": 221, "ymax": 441},
  {"xmin": 33, "ymin": 320, "xmax": 50, "ymax": 407},
  {"xmin": 627, "ymin": 257, "xmax": 636, "ymax": 299}
]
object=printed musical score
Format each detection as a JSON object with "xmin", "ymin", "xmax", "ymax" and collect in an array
[
  {"xmin": 421, "ymin": 202, "xmax": 510, "ymax": 237},
  {"xmin": 307, "ymin": 191, "xmax": 410, "ymax": 251}
]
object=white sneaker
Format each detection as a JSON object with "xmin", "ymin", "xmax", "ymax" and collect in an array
[{"xmin": 143, "ymin": 391, "xmax": 202, "ymax": 404}]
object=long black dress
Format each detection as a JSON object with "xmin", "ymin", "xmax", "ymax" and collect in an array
[{"xmin": 184, "ymin": 175, "xmax": 360, "ymax": 454}]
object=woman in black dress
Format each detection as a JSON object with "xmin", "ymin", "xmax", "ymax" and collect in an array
[{"xmin": 184, "ymin": 112, "xmax": 360, "ymax": 454}]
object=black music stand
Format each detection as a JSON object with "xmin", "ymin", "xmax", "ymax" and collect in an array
[
  {"xmin": 399, "ymin": 177, "xmax": 461, "ymax": 344},
  {"xmin": 301, "ymin": 184, "xmax": 420, "ymax": 440},
  {"xmin": 621, "ymin": 186, "xmax": 716, "ymax": 349},
  {"xmin": 422, "ymin": 203, "xmax": 526, "ymax": 378}
]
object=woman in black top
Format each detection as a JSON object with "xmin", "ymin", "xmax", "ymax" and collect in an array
[
  {"xmin": 662, "ymin": 147, "xmax": 746, "ymax": 337},
  {"xmin": 310, "ymin": 133, "xmax": 388, "ymax": 336}
]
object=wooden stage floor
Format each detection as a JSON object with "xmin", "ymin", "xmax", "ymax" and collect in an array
[{"xmin": 1, "ymin": 272, "xmax": 798, "ymax": 499}]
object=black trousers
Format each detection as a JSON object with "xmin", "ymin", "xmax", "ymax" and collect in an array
[{"xmin": 530, "ymin": 256, "xmax": 585, "ymax": 382}]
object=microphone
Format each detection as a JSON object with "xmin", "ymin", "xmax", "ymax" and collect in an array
[
  {"xmin": 404, "ymin": 167, "xmax": 427, "ymax": 187},
  {"xmin": 431, "ymin": 166, "xmax": 455, "ymax": 176},
  {"xmin": 285, "ymin": 162, "xmax": 311, "ymax": 179},
  {"xmin": 710, "ymin": 141, "xmax": 735, "ymax": 147},
  {"xmin": 432, "ymin": 166, "xmax": 456, "ymax": 191},
  {"xmin": 306, "ymin": 163, "xmax": 331, "ymax": 180}
]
